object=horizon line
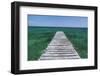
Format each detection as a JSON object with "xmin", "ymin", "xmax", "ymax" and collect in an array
[{"xmin": 28, "ymin": 25, "xmax": 88, "ymax": 28}]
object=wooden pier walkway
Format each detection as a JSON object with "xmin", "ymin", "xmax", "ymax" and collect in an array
[{"xmin": 39, "ymin": 31, "xmax": 80, "ymax": 60}]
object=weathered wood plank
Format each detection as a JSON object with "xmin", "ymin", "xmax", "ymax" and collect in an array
[{"xmin": 39, "ymin": 31, "xmax": 80, "ymax": 60}]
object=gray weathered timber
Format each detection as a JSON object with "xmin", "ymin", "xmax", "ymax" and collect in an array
[{"xmin": 39, "ymin": 31, "xmax": 80, "ymax": 60}]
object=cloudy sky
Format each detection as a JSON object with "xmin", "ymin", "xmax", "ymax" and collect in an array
[{"xmin": 28, "ymin": 15, "xmax": 88, "ymax": 28}]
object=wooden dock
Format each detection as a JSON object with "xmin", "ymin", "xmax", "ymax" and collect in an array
[{"xmin": 39, "ymin": 31, "xmax": 80, "ymax": 60}]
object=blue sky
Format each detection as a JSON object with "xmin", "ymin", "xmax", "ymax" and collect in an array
[{"xmin": 28, "ymin": 15, "xmax": 88, "ymax": 28}]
